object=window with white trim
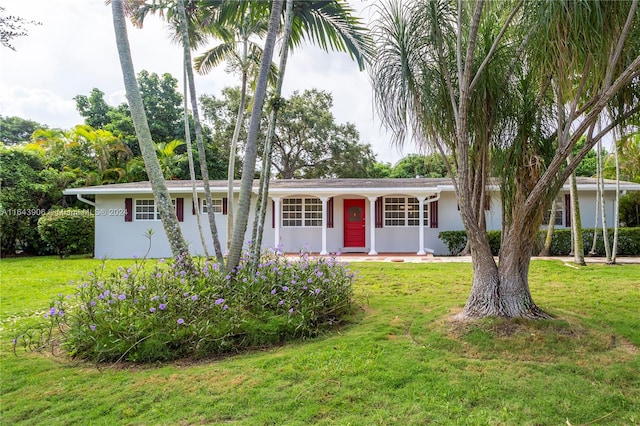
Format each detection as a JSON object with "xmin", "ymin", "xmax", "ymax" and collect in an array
[
  {"xmin": 282, "ymin": 197, "xmax": 322, "ymax": 227},
  {"xmin": 384, "ymin": 197, "xmax": 430, "ymax": 227},
  {"xmin": 543, "ymin": 196, "xmax": 564, "ymax": 226},
  {"xmin": 134, "ymin": 199, "xmax": 176, "ymax": 221},
  {"xmin": 201, "ymin": 198, "xmax": 223, "ymax": 214}
]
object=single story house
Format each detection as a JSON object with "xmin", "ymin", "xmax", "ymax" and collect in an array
[{"xmin": 63, "ymin": 177, "xmax": 640, "ymax": 259}]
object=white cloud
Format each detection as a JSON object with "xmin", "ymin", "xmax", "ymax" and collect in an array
[{"xmin": 0, "ymin": 0, "xmax": 414, "ymax": 164}]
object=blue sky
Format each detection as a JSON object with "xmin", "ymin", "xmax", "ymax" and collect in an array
[{"xmin": 0, "ymin": 0, "xmax": 419, "ymax": 164}]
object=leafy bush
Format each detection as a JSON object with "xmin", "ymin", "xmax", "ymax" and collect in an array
[
  {"xmin": 439, "ymin": 228, "xmax": 640, "ymax": 256},
  {"xmin": 20, "ymin": 249, "xmax": 355, "ymax": 363},
  {"xmin": 438, "ymin": 231, "xmax": 467, "ymax": 255},
  {"xmin": 37, "ymin": 209, "xmax": 94, "ymax": 258}
]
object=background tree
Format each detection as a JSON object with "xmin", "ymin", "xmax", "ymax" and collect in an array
[
  {"xmin": 390, "ymin": 153, "xmax": 450, "ymax": 178},
  {"xmin": 0, "ymin": 115, "xmax": 47, "ymax": 145},
  {"xmin": 0, "ymin": 147, "xmax": 50, "ymax": 255},
  {"xmin": 200, "ymin": 87, "xmax": 254, "ymax": 175},
  {"xmin": 0, "ymin": 6, "xmax": 40, "ymax": 51},
  {"xmin": 270, "ymin": 89, "xmax": 376, "ymax": 179}
]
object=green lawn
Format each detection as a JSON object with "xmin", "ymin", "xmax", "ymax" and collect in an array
[{"xmin": 1, "ymin": 256, "xmax": 639, "ymax": 425}]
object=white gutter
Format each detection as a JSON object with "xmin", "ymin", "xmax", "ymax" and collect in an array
[{"xmin": 76, "ymin": 194, "xmax": 96, "ymax": 207}]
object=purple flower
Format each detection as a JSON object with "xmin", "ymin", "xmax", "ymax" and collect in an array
[
  {"xmin": 282, "ymin": 286, "xmax": 288, "ymax": 292},
  {"xmin": 307, "ymin": 278, "xmax": 313, "ymax": 284},
  {"xmin": 159, "ymin": 303, "xmax": 167, "ymax": 310},
  {"xmin": 215, "ymin": 298, "xmax": 225, "ymax": 306},
  {"xmin": 123, "ymin": 274, "xmax": 129, "ymax": 279},
  {"xmin": 191, "ymin": 295, "xmax": 198, "ymax": 301},
  {"xmin": 278, "ymin": 300, "xmax": 284, "ymax": 306},
  {"xmin": 90, "ymin": 301, "xmax": 97, "ymax": 307},
  {"xmin": 315, "ymin": 288, "xmax": 321, "ymax": 294},
  {"xmin": 183, "ymin": 292, "xmax": 189, "ymax": 297},
  {"xmin": 149, "ymin": 307, "xmax": 156, "ymax": 313},
  {"xmin": 90, "ymin": 324, "xmax": 96, "ymax": 331},
  {"xmin": 302, "ymin": 285, "xmax": 308, "ymax": 290},
  {"xmin": 118, "ymin": 294, "xmax": 126, "ymax": 300},
  {"xmin": 271, "ymin": 289, "xmax": 277, "ymax": 295},
  {"xmin": 222, "ymin": 304, "xmax": 228, "ymax": 310},
  {"xmin": 177, "ymin": 318, "xmax": 185, "ymax": 325},
  {"xmin": 49, "ymin": 307, "xmax": 58, "ymax": 316},
  {"xmin": 289, "ymin": 308, "xmax": 294, "ymax": 313},
  {"xmin": 180, "ymin": 278, "xmax": 185, "ymax": 284},
  {"xmin": 151, "ymin": 295, "xmax": 159, "ymax": 301}
]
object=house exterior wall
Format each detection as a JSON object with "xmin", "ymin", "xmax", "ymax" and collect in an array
[{"xmin": 91, "ymin": 188, "xmax": 622, "ymax": 259}]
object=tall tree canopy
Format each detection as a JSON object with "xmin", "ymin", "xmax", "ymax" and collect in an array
[
  {"xmin": 371, "ymin": 0, "xmax": 640, "ymax": 319},
  {"xmin": 0, "ymin": 115, "xmax": 47, "ymax": 145}
]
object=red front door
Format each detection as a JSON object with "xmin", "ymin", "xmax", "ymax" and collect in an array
[{"xmin": 343, "ymin": 199, "xmax": 366, "ymax": 247}]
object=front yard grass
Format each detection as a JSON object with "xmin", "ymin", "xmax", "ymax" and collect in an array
[{"xmin": 1, "ymin": 256, "xmax": 639, "ymax": 425}]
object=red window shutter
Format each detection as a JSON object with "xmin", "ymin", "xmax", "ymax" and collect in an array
[
  {"xmin": 327, "ymin": 197, "xmax": 334, "ymax": 228},
  {"xmin": 271, "ymin": 200, "xmax": 275, "ymax": 228},
  {"xmin": 375, "ymin": 197, "xmax": 383, "ymax": 228},
  {"xmin": 222, "ymin": 197, "xmax": 228, "ymax": 215},
  {"xmin": 176, "ymin": 197, "xmax": 184, "ymax": 222},
  {"xmin": 564, "ymin": 194, "xmax": 571, "ymax": 227},
  {"xmin": 430, "ymin": 200, "xmax": 439, "ymax": 228},
  {"xmin": 125, "ymin": 198, "xmax": 133, "ymax": 222},
  {"xmin": 192, "ymin": 198, "xmax": 197, "ymax": 215}
]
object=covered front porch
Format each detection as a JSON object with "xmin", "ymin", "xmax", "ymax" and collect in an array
[{"xmin": 265, "ymin": 181, "xmax": 442, "ymax": 256}]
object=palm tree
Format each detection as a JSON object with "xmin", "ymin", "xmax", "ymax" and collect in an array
[
  {"xmin": 249, "ymin": 0, "xmax": 374, "ymax": 263},
  {"xmin": 225, "ymin": 0, "xmax": 284, "ymax": 272},
  {"xmin": 371, "ymin": 0, "xmax": 640, "ymax": 319},
  {"xmin": 181, "ymin": 63, "xmax": 209, "ymax": 258},
  {"xmin": 194, "ymin": 4, "xmax": 275, "ymax": 252},
  {"xmin": 111, "ymin": 0, "xmax": 192, "ymax": 262},
  {"xmin": 176, "ymin": 0, "xmax": 225, "ymax": 262}
]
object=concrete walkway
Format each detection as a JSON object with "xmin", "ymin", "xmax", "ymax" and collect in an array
[{"xmin": 309, "ymin": 253, "xmax": 640, "ymax": 264}]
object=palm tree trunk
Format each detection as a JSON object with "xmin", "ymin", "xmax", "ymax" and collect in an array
[
  {"xmin": 176, "ymin": 0, "xmax": 224, "ymax": 263},
  {"xmin": 111, "ymin": 0, "xmax": 191, "ymax": 261},
  {"xmin": 568, "ymin": 163, "xmax": 585, "ymax": 265},
  {"xmin": 226, "ymin": 60, "xmax": 248, "ymax": 251},
  {"xmin": 183, "ymin": 64, "xmax": 209, "ymax": 258},
  {"xmin": 539, "ymin": 200, "xmax": 557, "ymax": 256},
  {"xmin": 250, "ymin": 0, "xmax": 295, "ymax": 265},
  {"xmin": 599, "ymin": 148, "xmax": 612, "ymax": 262},
  {"xmin": 589, "ymin": 139, "xmax": 603, "ymax": 255},
  {"xmin": 226, "ymin": 0, "xmax": 284, "ymax": 273},
  {"xmin": 612, "ymin": 129, "xmax": 621, "ymax": 263}
]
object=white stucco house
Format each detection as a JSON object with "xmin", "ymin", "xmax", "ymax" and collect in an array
[{"xmin": 63, "ymin": 177, "xmax": 639, "ymax": 259}]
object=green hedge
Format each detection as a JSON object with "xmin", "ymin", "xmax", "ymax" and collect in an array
[
  {"xmin": 439, "ymin": 228, "xmax": 640, "ymax": 256},
  {"xmin": 37, "ymin": 209, "xmax": 94, "ymax": 258}
]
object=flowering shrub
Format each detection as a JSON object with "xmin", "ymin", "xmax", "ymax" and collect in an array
[{"xmin": 16, "ymin": 249, "xmax": 355, "ymax": 363}]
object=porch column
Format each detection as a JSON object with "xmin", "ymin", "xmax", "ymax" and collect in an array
[
  {"xmin": 320, "ymin": 196, "xmax": 329, "ymax": 255},
  {"xmin": 367, "ymin": 196, "xmax": 378, "ymax": 255},
  {"xmin": 417, "ymin": 196, "xmax": 426, "ymax": 255},
  {"xmin": 272, "ymin": 197, "xmax": 281, "ymax": 249}
]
